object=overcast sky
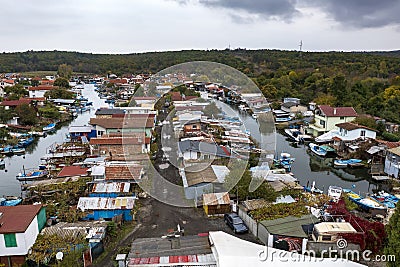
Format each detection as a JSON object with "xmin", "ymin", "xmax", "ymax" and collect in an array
[{"xmin": 1, "ymin": 0, "xmax": 399, "ymax": 54}]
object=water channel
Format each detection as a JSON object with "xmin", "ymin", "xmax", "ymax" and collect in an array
[{"xmin": 215, "ymin": 100, "xmax": 383, "ymax": 195}]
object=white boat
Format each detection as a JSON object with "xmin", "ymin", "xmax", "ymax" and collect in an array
[
  {"xmin": 327, "ymin": 186, "xmax": 342, "ymax": 201},
  {"xmin": 284, "ymin": 128, "xmax": 313, "ymax": 142},
  {"xmin": 309, "ymin": 143, "xmax": 336, "ymax": 157},
  {"xmin": 333, "ymin": 159, "xmax": 362, "ymax": 168},
  {"xmin": 43, "ymin": 123, "xmax": 56, "ymax": 132}
]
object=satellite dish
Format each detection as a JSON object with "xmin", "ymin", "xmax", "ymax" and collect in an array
[{"xmin": 56, "ymin": 252, "xmax": 64, "ymax": 260}]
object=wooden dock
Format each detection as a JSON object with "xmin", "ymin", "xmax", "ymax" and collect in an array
[{"xmin": 371, "ymin": 175, "xmax": 390, "ymax": 182}]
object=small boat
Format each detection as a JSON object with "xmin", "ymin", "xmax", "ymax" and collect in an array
[
  {"xmin": 333, "ymin": 159, "xmax": 362, "ymax": 168},
  {"xmin": 309, "ymin": 143, "xmax": 335, "ymax": 157},
  {"xmin": 43, "ymin": 123, "xmax": 56, "ymax": 132},
  {"xmin": 16, "ymin": 169, "xmax": 48, "ymax": 181},
  {"xmin": 0, "ymin": 158, "xmax": 5, "ymax": 168},
  {"xmin": 18, "ymin": 137, "xmax": 35, "ymax": 147},
  {"xmin": 0, "ymin": 197, "xmax": 22, "ymax": 206},
  {"xmin": 273, "ymin": 152, "xmax": 295, "ymax": 172},
  {"xmin": 77, "ymin": 96, "xmax": 88, "ymax": 102},
  {"xmin": 343, "ymin": 189, "xmax": 385, "ymax": 211},
  {"xmin": 284, "ymin": 128, "xmax": 313, "ymax": 143},
  {"xmin": 370, "ymin": 191, "xmax": 399, "ymax": 209},
  {"xmin": 1, "ymin": 146, "xmax": 13, "ymax": 156},
  {"xmin": 304, "ymin": 182, "xmax": 324, "ymax": 194},
  {"xmin": 327, "ymin": 185, "xmax": 342, "ymax": 201},
  {"xmin": 11, "ymin": 146, "xmax": 26, "ymax": 154}
]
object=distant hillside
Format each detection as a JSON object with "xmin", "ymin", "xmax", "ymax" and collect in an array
[{"xmin": 1, "ymin": 49, "xmax": 400, "ymax": 124}]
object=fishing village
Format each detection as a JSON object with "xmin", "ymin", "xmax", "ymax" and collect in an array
[{"xmin": 0, "ymin": 65, "xmax": 400, "ymax": 267}]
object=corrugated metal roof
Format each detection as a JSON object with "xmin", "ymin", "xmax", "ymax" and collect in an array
[
  {"xmin": 259, "ymin": 215, "xmax": 317, "ymax": 238},
  {"xmin": 202, "ymin": 192, "xmax": 230, "ymax": 206},
  {"xmin": 77, "ymin": 197, "xmax": 135, "ymax": 211},
  {"xmin": 92, "ymin": 182, "xmax": 130, "ymax": 193}
]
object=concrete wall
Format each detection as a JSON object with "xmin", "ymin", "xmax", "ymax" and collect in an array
[{"xmin": 237, "ymin": 208, "xmax": 258, "ymax": 236}]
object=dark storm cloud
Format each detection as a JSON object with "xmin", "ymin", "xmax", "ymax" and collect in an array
[
  {"xmin": 308, "ymin": 0, "xmax": 400, "ymax": 28},
  {"xmin": 174, "ymin": 0, "xmax": 400, "ymax": 28},
  {"xmin": 171, "ymin": 0, "xmax": 300, "ymax": 22},
  {"xmin": 198, "ymin": 0, "xmax": 300, "ymax": 21}
]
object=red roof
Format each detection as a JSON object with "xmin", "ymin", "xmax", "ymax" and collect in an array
[
  {"xmin": 335, "ymin": 122, "xmax": 377, "ymax": 132},
  {"xmin": 318, "ymin": 105, "xmax": 358, "ymax": 117},
  {"xmin": 89, "ymin": 116, "xmax": 155, "ymax": 129},
  {"xmin": 170, "ymin": 91, "xmax": 182, "ymax": 101},
  {"xmin": 22, "ymin": 97, "xmax": 46, "ymax": 101},
  {"xmin": 57, "ymin": 166, "xmax": 88, "ymax": 178},
  {"xmin": 29, "ymin": 85, "xmax": 58, "ymax": 91},
  {"xmin": 2, "ymin": 79, "xmax": 14, "ymax": 84},
  {"xmin": 376, "ymin": 140, "xmax": 400, "ymax": 149},
  {"xmin": 1, "ymin": 99, "xmax": 31, "ymax": 106},
  {"xmin": 0, "ymin": 205, "xmax": 43, "ymax": 233},
  {"xmin": 90, "ymin": 136, "xmax": 150, "ymax": 145},
  {"xmin": 109, "ymin": 78, "xmax": 128, "ymax": 84}
]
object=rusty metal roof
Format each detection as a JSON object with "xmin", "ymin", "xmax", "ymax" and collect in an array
[{"xmin": 202, "ymin": 192, "xmax": 230, "ymax": 206}]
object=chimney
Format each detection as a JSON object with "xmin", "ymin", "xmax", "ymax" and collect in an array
[{"xmin": 333, "ymin": 108, "xmax": 337, "ymax": 115}]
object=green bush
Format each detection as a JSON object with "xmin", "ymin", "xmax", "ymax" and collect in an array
[{"xmin": 382, "ymin": 132, "xmax": 400, "ymax": 142}]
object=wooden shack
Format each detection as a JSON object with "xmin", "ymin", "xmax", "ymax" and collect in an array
[{"xmin": 202, "ymin": 192, "xmax": 231, "ymax": 216}]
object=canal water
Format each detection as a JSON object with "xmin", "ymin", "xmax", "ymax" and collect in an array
[
  {"xmin": 215, "ymin": 100, "xmax": 382, "ymax": 195},
  {"xmin": 0, "ymin": 84, "xmax": 107, "ymax": 197},
  {"xmin": 1, "ymin": 89, "xmax": 382, "ymax": 197}
]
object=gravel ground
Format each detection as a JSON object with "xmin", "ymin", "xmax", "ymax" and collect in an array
[{"xmin": 93, "ymin": 197, "xmax": 260, "ymax": 267}]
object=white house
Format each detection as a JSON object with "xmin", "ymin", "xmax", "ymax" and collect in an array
[
  {"xmin": 335, "ymin": 122, "xmax": 377, "ymax": 141},
  {"xmin": 0, "ymin": 205, "xmax": 46, "ymax": 267},
  {"xmin": 28, "ymin": 85, "xmax": 58, "ymax": 98},
  {"xmin": 308, "ymin": 105, "xmax": 358, "ymax": 137},
  {"xmin": 385, "ymin": 147, "xmax": 400, "ymax": 179}
]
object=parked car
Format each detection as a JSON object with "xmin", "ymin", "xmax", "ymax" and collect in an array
[{"xmin": 224, "ymin": 213, "xmax": 248, "ymax": 234}]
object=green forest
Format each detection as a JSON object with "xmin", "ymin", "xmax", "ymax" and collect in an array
[{"xmin": 1, "ymin": 49, "xmax": 400, "ymax": 123}]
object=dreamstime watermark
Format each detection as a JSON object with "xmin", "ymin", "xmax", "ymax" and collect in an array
[{"xmin": 258, "ymin": 239, "xmax": 396, "ymax": 263}]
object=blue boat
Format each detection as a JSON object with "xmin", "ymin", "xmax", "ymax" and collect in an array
[
  {"xmin": 309, "ymin": 143, "xmax": 336, "ymax": 157},
  {"xmin": 370, "ymin": 192, "xmax": 399, "ymax": 209},
  {"xmin": 0, "ymin": 197, "xmax": 22, "ymax": 206},
  {"xmin": 16, "ymin": 169, "xmax": 48, "ymax": 181},
  {"xmin": 333, "ymin": 158, "xmax": 362, "ymax": 168},
  {"xmin": 1, "ymin": 146, "xmax": 13, "ymax": 156},
  {"xmin": 43, "ymin": 123, "xmax": 56, "ymax": 132},
  {"xmin": 11, "ymin": 146, "xmax": 25, "ymax": 155},
  {"xmin": 18, "ymin": 137, "xmax": 35, "ymax": 147},
  {"xmin": 344, "ymin": 189, "xmax": 385, "ymax": 211},
  {"xmin": 273, "ymin": 152, "xmax": 295, "ymax": 172}
]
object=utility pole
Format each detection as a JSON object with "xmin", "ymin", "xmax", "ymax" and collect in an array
[{"xmin": 299, "ymin": 40, "xmax": 303, "ymax": 57}]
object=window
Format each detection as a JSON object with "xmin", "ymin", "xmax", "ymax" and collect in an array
[
  {"xmin": 320, "ymin": 120, "xmax": 326, "ymax": 128},
  {"xmin": 4, "ymin": 233, "xmax": 17, "ymax": 247},
  {"xmin": 361, "ymin": 130, "xmax": 366, "ymax": 137},
  {"xmin": 340, "ymin": 117, "xmax": 344, "ymax": 120},
  {"xmin": 322, "ymin": 235, "xmax": 331, "ymax": 241}
]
